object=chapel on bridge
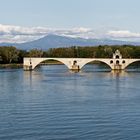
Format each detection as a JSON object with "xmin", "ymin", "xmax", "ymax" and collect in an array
[{"xmin": 113, "ymin": 50, "xmax": 122, "ymax": 59}]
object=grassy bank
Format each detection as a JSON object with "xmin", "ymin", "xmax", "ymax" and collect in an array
[
  {"xmin": 0, "ymin": 64, "xmax": 23, "ymax": 69},
  {"xmin": 0, "ymin": 61, "xmax": 62, "ymax": 69}
]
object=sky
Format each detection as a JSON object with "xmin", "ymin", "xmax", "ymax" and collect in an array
[{"xmin": 0, "ymin": 0, "xmax": 140, "ymax": 43}]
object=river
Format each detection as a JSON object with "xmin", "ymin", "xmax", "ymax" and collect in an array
[{"xmin": 0, "ymin": 64, "xmax": 140, "ymax": 140}]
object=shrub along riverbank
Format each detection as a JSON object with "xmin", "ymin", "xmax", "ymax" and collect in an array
[{"xmin": 0, "ymin": 64, "xmax": 23, "ymax": 69}]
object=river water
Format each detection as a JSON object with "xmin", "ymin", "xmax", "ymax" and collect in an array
[{"xmin": 0, "ymin": 64, "xmax": 140, "ymax": 140}]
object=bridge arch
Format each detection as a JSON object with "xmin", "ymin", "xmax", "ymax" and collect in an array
[
  {"xmin": 80, "ymin": 59, "xmax": 112, "ymax": 70},
  {"xmin": 31, "ymin": 58, "xmax": 71, "ymax": 70},
  {"xmin": 124, "ymin": 60, "xmax": 140, "ymax": 69}
]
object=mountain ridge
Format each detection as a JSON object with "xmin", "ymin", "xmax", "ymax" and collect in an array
[{"xmin": 0, "ymin": 34, "xmax": 140, "ymax": 50}]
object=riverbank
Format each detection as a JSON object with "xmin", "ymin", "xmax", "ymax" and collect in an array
[
  {"xmin": 0, "ymin": 64, "xmax": 23, "ymax": 69},
  {"xmin": 0, "ymin": 61, "xmax": 62, "ymax": 69}
]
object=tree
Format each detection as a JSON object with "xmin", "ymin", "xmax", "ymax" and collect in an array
[
  {"xmin": 28, "ymin": 49, "xmax": 43, "ymax": 57},
  {"xmin": 18, "ymin": 50, "xmax": 28, "ymax": 63},
  {"xmin": 0, "ymin": 46, "xmax": 19, "ymax": 63}
]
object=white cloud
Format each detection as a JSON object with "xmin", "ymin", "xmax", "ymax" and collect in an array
[
  {"xmin": 0, "ymin": 24, "xmax": 140, "ymax": 43},
  {"xmin": 0, "ymin": 24, "xmax": 96, "ymax": 43},
  {"xmin": 0, "ymin": 24, "xmax": 49, "ymax": 36},
  {"xmin": 107, "ymin": 30, "xmax": 140, "ymax": 38}
]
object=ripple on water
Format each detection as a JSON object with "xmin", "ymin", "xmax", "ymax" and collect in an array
[{"xmin": 0, "ymin": 65, "xmax": 140, "ymax": 139}]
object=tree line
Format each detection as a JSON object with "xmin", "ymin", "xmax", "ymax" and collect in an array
[{"xmin": 1, "ymin": 45, "xmax": 140, "ymax": 64}]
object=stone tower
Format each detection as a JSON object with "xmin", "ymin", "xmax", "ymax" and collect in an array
[{"xmin": 113, "ymin": 50, "xmax": 122, "ymax": 59}]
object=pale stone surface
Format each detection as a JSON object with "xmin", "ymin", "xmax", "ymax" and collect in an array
[{"xmin": 23, "ymin": 57, "xmax": 140, "ymax": 71}]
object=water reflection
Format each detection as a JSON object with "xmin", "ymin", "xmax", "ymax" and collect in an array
[
  {"xmin": 1, "ymin": 65, "xmax": 140, "ymax": 139},
  {"xmin": 70, "ymin": 69, "xmax": 80, "ymax": 73},
  {"xmin": 110, "ymin": 70, "xmax": 128, "ymax": 77}
]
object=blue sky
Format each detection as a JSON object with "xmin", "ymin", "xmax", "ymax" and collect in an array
[{"xmin": 0, "ymin": 0, "xmax": 140, "ymax": 43}]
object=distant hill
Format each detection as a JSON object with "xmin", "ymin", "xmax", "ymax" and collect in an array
[{"xmin": 0, "ymin": 34, "xmax": 140, "ymax": 50}]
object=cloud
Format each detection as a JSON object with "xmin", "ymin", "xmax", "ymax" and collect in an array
[
  {"xmin": 0, "ymin": 24, "xmax": 49, "ymax": 43},
  {"xmin": 107, "ymin": 30, "xmax": 140, "ymax": 38},
  {"xmin": 0, "ymin": 24, "xmax": 140, "ymax": 43},
  {"xmin": 0, "ymin": 24, "xmax": 96, "ymax": 43},
  {"xmin": 0, "ymin": 24, "xmax": 49, "ymax": 36}
]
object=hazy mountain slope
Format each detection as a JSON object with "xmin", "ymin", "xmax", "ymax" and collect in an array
[{"xmin": 0, "ymin": 34, "xmax": 140, "ymax": 50}]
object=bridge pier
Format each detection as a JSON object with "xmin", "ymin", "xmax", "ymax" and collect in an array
[
  {"xmin": 24, "ymin": 65, "xmax": 33, "ymax": 71},
  {"xmin": 71, "ymin": 65, "xmax": 80, "ymax": 70},
  {"xmin": 112, "ymin": 64, "xmax": 123, "ymax": 70},
  {"xmin": 71, "ymin": 60, "xmax": 80, "ymax": 70},
  {"xmin": 23, "ymin": 58, "xmax": 33, "ymax": 71}
]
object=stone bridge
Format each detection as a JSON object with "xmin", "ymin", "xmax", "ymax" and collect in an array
[{"xmin": 23, "ymin": 50, "xmax": 140, "ymax": 71}]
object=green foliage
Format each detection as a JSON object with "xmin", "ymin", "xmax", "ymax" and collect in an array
[
  {"xmin": 28, "ymin": 49, "xmax": 43, "ymax": 57},
  {"xmin": 0, "ymin": 46, "xmax": 19, "ymax": 63}
]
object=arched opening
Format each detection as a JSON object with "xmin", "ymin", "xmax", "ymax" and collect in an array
[
  {"xmin": 110, "ymin": 60, "xmax": 113, "ymax": 64},
  {"xmin": 81, "ymin": 60, "xmax": 111, "ymax": 72},
  {"xmin": 122, "ymin": 60, "xmax": 125, "ymax": 64},
  {"xmin": 116, "ymin": 60, "xmax": 120, "ymax": 65},
  {"xmin": 73, "ymin": 60, "xmax": 77, "ymax": 65},
  {"xmin": 116, "ymin": 55, "xmax": 119, "ymax": 59},
  {"xmin": 29, "ymin": 58, "xmax": 32, "ymax": 65},
  {"xmin": 34, "ymin": 59, "xmax": 68, "ymax": 72},
  {"xmin": 125, "ymin": 61, "xmax": 140, "ymax": 71}
]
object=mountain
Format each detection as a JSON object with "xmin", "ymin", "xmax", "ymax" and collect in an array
[{"xmin": 0, "ymin": 34, "xmax": 140, "ymax": 50}]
